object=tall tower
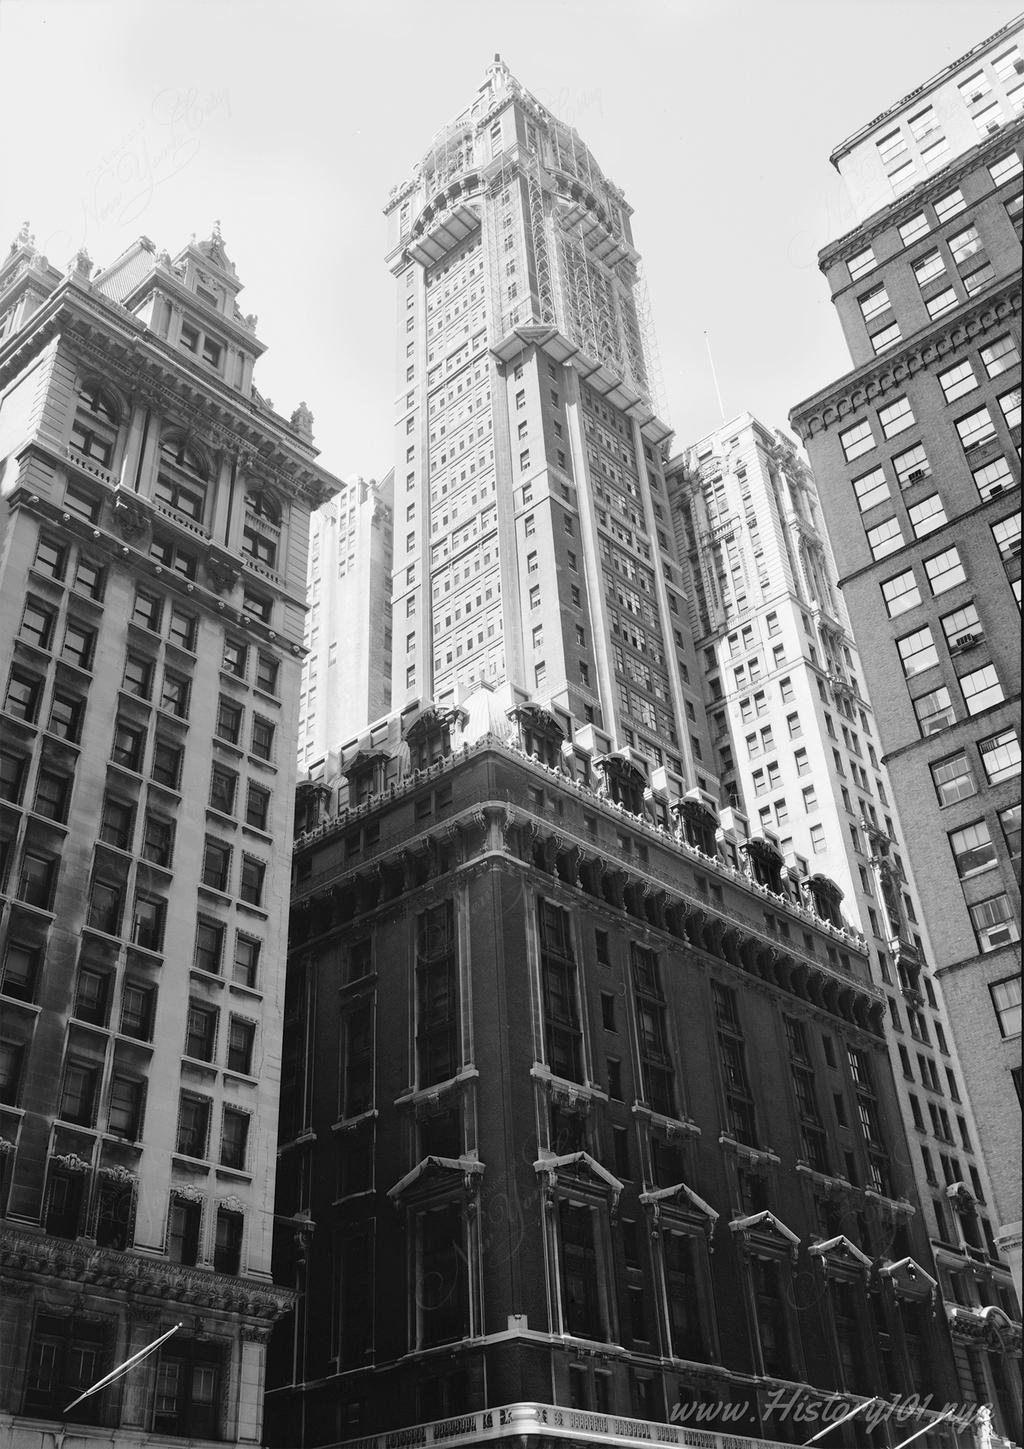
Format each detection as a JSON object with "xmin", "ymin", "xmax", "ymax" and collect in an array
[
  {"xmin": 791, "ymin": 18, "xmax": 1022, "ymax": 1305},
  {"xmin": 0, "ymin": 225, "xmax": 339, "ymax": 1444},
  {"xmin": 669, "ymin": 413, "xmax": 1021, "ymax": 1434},
  {"xmin": 298, "ymin": 470, "xmax": 394, "ymax": 770},
  {"xmin": 383, "ymin": 55, "xmax": 714, "ymax": 799}
]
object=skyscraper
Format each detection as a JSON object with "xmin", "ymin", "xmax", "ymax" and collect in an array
[
  {"xmin": 790, "ymin": 18, "xmax": 1022, "ymax": 1302},
  {"xmin": 668, "ymin": 413, "xmax": 1020, "ymax": 1431},
  {"xmin": 0, "ymin": 224, "xmax": 340, "ymax": 1444},
  {"xmin": 266, "ymin": 60, "xmax": 985, "ymax": 1449},
  {"xmin": 299, "ymin": 471, "xmax": 394, "ymax": 769},
  {"xmin": 384, "ymin": 54, "xmax": 714, "ymax": 801}
]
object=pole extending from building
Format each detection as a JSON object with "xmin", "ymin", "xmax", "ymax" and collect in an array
[
  {"xmin": 704, "ymin": 328, "xmax": 727, "ymax": 422},
  {"xmin": 63, "ymin": 1321, "xmax": 183, "ymax": 1414},
  {"xmin": 803, "ymin": 1396, "xmax": 881, "ymax": 1445},
  {"xmin": 891, "ymin": 1408, "xmax": 957, "ymax": 1449}
]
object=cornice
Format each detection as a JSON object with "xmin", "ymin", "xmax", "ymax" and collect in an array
[
  {"xmin": 0, "ymin": 1222, "xmax": 295, "ymax": 1320},
  {"xmin": 0, "ymin": 279, "xmax": 340, "ymax": 510},
  {"xmin": 791, "ymin": 280, "xmax": 1021, "ymax": 439}
]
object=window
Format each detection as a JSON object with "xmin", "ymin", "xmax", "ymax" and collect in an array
[
  {"xmin": 1000, "ymin": 387, "xmax": 1022, "ymax": 430},
  {"xmin": 879, "ymin": 397, "xmax": 914, "ymax": 439},
  {"xmin": 872, "ymin": 322, "xmax": 901, "ymax": 354},
  {"xmin": 155, "ymin": 437, "xmax": 208, "ymax": 522},
  {"xmin": 25, "ymin": 1312, "xmax": 110, "ymax": 1423},
  {"xmin": 245, "ymin": 783, "xmax": 271, "ymax": 831},
  {"xmin": 559, "ymin": 1199, "xmax": 607, "ymax": 1340},
  {"xmin": 992, "ymin": 512, "xmax": 1021, "ymax": 562},
  {"xmin": 168, "ymin": 607, "xmax": 197, "ymax": 651},
  {"xmin": 934, "ymin": 188, "xmax": 966, "ymax": 222},
  {"xmin": 859, "ymin": 285, "xmax": 890, "ymax": 322},
  {"xmin": 2, "ymin": 941, "xmax": 39, "ymax": 1001},
  {"xmin": 914, "ymin": 686, "xmax": 955, "ymax": 735},
  {"xmin": 956, "ymin": 407, "xmax": 996, "ymax": 452},
  {"xmin": 20, "ymin": 599, "xmax": 55, "ymax": 651},
  {"xmin": 897, "ymin": 628, "xmax": 938, "ymax": 678},
  {"xmin": 255, "ymin": 653, "xmax": 278, "ymax": 695},
  {"xmin": 239, "ymin": 856, "xmax": 266, "ymax": 906},
  {"xmin": 132, "ymin": 894, "xmax": 165, "ymax": 951},
  {"xmin": 848, "ymin": 246, "xmax": 875, "ymax": 280},
  {"xmin": 852, "ymin": 466, "xmax": 889, "ymax": 512},
  {"xmin": 194, "ymin": 918, "xmax": 225, "ymax": 975},
  {"xmin": 892, "ymin": 443, "xmax": 930, "ymax": 488},
  {"xmin": 216, "ymin": 697, "xmax": 243, "ymax": 745},
  {"xmin": 949, "ymin": 821, "xmax": 997, "ymax": 878},
  {"xmin": 980, "ymin": 729, "xmax": 1020, "ymax": 785},
  {"xmin": 133, "ymin": 590, "xmax": 162, "ymax": 632},
  {"xmin": 981, "ymin": 334, "xmax": 1020, "ymax": 379},
  {"xmin": 0, "ymin": 751, "xmax": 26, "ymax": 803},
  {"xmin": 931, "ymin": 752, "xmax": 975, "ymax": 806},
  {"xmin": 19, "ymin": 852, "xmax": 57, "ymax": 909},
  {"xmin": 908, "ymin": 494, "xmax": 946, "ymax": 537},
  {"xmin": 923, "ymin": 547, "xmax": 965, "ymax": 595},
  {"xmin": 107, "ymin": 1075, "xmax": 145, "ymax": 1140},
  {"xmin": 913, "ymin": 250, "xmax": 945, "ymax": 286},
  {"xmin": 160, "ymin": 670, "xmax": 189, "ymax": 718},
  {"xmin": 991, "ymin": 978, "xmax": 1022, "ymax": 1037},
  {"xmin": 99, "ymin": 799, "xmax": 133, "ymax": 852},
  {"xmin": 942, "ymin": 601, "xmax": 981, "ymax": 648},
  {"xmin": 999, "ymin": 803, "xmax": 1021, "ymax": 861},
  {"xmin": 840, "ymin": 420, "xmax": 874, "ymax": 461},
  {"xmin": 120, "ymin": 982, "xmax": 154, "ymax": 1040},
  {"xmin": 227, "ymin": 1017, "xmax": 255, "ymax": 1075},
  {"xmin": 5, "ymin": 667, "xmax": 43, "ymax": 722},
  {"xmin": 33, "ymin": 770, "xmax": 70, "ymax": 822},
  {"xmin": 867, "ymin": 517, "xmax": 903, "ymax": 559},
  {"xmin": 176, "ymin": 1093, "xmax": 211, "ymax": 1158},
  {"xmin": 59, "ymin": 1061, "xmax": 99, "ymax": 1126},
  {"xmin": 960, "ymin": 664, "xmax": 1003, "ymax": 715},
  {"xmin": 202, "ymin": 839, "xmax": 231, "ymax": 893},
  {"xmin": 971, "ymin": 896, "xmax": 1019, "ymax": 953},
  {"xmin": 251, "ymin": 716, "xmax": 274, "ymax": 761},
  {"xmin": 926, "ymin": 287, "xmax": 958, "ymax": 320},
  {"xmin": 882, "ymin": 569, "xmax": 921, "ymax": 616},
  {"xmin": 209, "ymin": 766, "xmax": 237, "ymax": 815},
  {"xmin": 233, "ymin": 934, "xmax": 260, "ymax": 988},
  {"xmin": 33, "ymin": 535, "xmax": 68, "ymax": 580},
  {"xmin": 48, "ymin": 691, "xmax": 84, "ymax": 742},
  {"xmin": 938, "ymin": 359, "xmax": 978, "ymax": 403},
  {"xmin": 222, "ymin": 639, "xmax": 247, "ymax": 678},
  {"xmin": 899, "ymin": 213, "xmax": 929, "ymax": 246}
]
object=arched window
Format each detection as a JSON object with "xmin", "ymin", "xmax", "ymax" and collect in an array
[
  {"xmin": 155, "ymin": 435, "xmax": 209, "ymax": 524},
  {"xmin": 244, "ymin": 489, "xmax": 281, "ymax": 525},
  {"xmin": 242, "ymin": 488, "xmax": 282, "ymax": 570},
  {"xmin": 71, "ymin": 381, "xmax": 121, "ymax": 468}
]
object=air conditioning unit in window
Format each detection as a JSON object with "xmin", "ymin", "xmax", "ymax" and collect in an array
[
  {"xmin": 906, "ymin": 467, "xmax": 927, "ymax": 483},
  {"xmin": 986, "ymin": 121, "xmax": 1001, "ymax": 134},
  {"xmin": 988, "ymin": 483, "xmax": 1006, "ymax": 498},
  {"xmin": 954, "ymin": 632, "xmax": 980, "ymax": 649},
  {"xmin": 969, "ymin": 92, "xmax": 985, "ymax": 104},
  {"xmin": 1009, "ymin": 540, "xmax": 1022, "ymax": 557}
]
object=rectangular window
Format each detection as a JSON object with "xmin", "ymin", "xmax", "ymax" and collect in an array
[
  {"xmin": 981, "ymin": 334, "xmax": 1020, "ymax": 378},
  {"xmin": 923, "ymin": 547, "xmax": 965, "ymax": 594},
  {"xmin": 202, "ymin": 839, "xmax": 231, "ymax": 893},
  {"xmin": 892, "ymin": 443, "xmax": 930, "ymax": 488},
  {"xmin": 233, "ymin": 934, "xmax": 260, "ymax": 988},
  {"xmin": 913, "ymin": 250, "xmax": 946, "ymax": 286},
  {"xmin": 882, "ymin": 569, "xmax": 921, "ymax": 615},
  {"xmin": 227, "ymin": 1018, "xmax": 256, "ymax": 1075},
  {"xmin": 194, "ymin": 918, "xmax": 225, "ymax": 975},
  {"xmin": 245, "ymin": 784, "xmax": 271, "ymax": 831},
  {"xmin": 938, "ymin": 359, "xmax": 978, "ymax": 403},
  {"xmin": 867, "ymin": 517, "xmax": 903, "ymax": 559},
  {"xmin": 948, "ymin": 820, "xmax": 997, "ymax": 878},
  {"xmin": 991, "ymin": 978, "xmax": 1022, "ymax": 1037},
  {"xmin": 973, "ymin": 457, "xmax": 1014, "ymax": 502},
  {"xmin": 908, "ymin": 494, "xmax": 947, "ymax": 537},
  {"xmin": 926, "ymin": 287, "xmax": 958, "ymax": 320},
  {"xmin": 872, "ymin": 322, "xmax": 902, "ymax": 354},
  {"xmin": 859, "ymin": 285, "xmax": 890, "ymax": 322},
  {"xmin": 220, "ymin": 1107, "xmax": 249, "ymax": 1169},
  {"xmin": 847, "ymin": 246, "xmax": 875, "ymax": 280},
  {"xmin": 992, "ymin": 512, "xmax": 1021, "ymax": 561},
  {"xmin": 1000, "ymin": 387, "xmax": 1022, "ymax": 430},
  {"xmin": 216, "ymin": 698, "xmax": 243, "ymax": 744},
  {"xmin": 852, "ymin": 466, "xmax": 889, "ymax": 511},
  {"xmin": 934, "ymin": 188, "xmax": 966, "ymax": 222},
  {"xmin": 539, "ymin": 900, "xmax": 583, "ymax": 1083},
  {"xmin": 239, "ymin": 856, "xmax": 266, "ymax": 906},
  {"xmin": 914, "ymin": 686, "xmax": 956, "ymax": 736},
  {"xmin": 971, "ymin": 895, "xmax": 1020, "ymax": 953},
  {"xmin": 979, "ymin": 729, "xmax": 1020, "ymax": 785},
  {"xmin": 416, "ymin": 901, "xmax": 458, "ymax": 1087},
  {"xmin": 930, "ymin": 752, "xmax": 975, "ymax": 806},
  {"xmin": 878, "ymin": 397, "xmax": 914, "ymax": 439},
  {"xmin": 960, "ymin": 664, "xmax": 1004, "ymax": 715},
  {"xmin": 956, "ymin": 407, "xmax": 996, "ymax": 452},
  {"xmin": 840, "ymin": 420, "xmax": 874, "ymax": 461},
  {"xmin": 899, "ymin": 213, "xmax": 929, "ymax": 246}
]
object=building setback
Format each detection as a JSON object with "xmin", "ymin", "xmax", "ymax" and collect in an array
[
  {"xmin": 267, "ymin": 701, "xmax": 975, "ymax": 1449},
  {"xmin": 790, "ymin": 18, "xmax": 1023, "ymax": 1306},
  {"xmin": 667, "ymin": 414, "xmax": 1021, "ymax": 1433},
  {"xmin": 0, "ymin": 224, "xmax": 339, "ymax": 1445},
  {"xmin": 299, "ymin": 471, "xmax": 394, "ymax": 770}
]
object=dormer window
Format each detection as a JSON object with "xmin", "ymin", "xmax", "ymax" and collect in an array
[
  {"xmin": 155, "ymin": 436, "xmax": 209, "ymax": 525},
  {"xmin": 180, "ymin": 323, "xmax": 200, "ymax": 354},
  {"xmin": 202, "ymin": 335, "xmax": 222, "ymax": 368},
  {"xmin": 178, "ymin": 318, "xmax": 224, "ymax": 373},
  {"xmin": 70, "ymin": 382, "xmax": 120, "ymax": 469}
]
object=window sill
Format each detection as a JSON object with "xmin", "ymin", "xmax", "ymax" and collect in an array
[{"xmin": 215, "ymin": 1165, "xmax": 252, "ymax": 1185}]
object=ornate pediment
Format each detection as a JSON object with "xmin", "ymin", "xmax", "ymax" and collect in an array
[
  {"xmin": 534, "ymin": 1151, "xmax": 623, "ymax": 1209},
  {"xmin": 880, "ymin": 1256, "xmax": 937, "ymax": 1300},
  {"xmin": 386, "ymin": 1154, "xmax": 484, "ymax": 1203},
  {"xmin": 729, "ymin": 1210, "xmax": 800, "ymax": 1260},
  {"xmin": 809, "ymin": 1234, "xmax": 873, "ymax": 1275}
]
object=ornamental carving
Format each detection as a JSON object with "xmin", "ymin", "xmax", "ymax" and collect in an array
[
  {"xmin": 112, "ymin": 489, "xmax": 150, "ymax": 541},
  {"xmin": 205, "ymin": 551, "xmax": 240, "ymax": 594}
]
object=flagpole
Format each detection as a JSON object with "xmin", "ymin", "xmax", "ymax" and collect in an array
[
  {"xmin": 64, "ymin": 1320, "xmax": 183, "ymax": 1414},
  {"xmin": 804, "ymin": 1397, "xmax": 881, "ymax": 1445}
]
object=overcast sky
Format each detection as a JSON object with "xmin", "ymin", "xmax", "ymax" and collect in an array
[{"xmin": 1, "ymin": 0, "xmax": 1017, "ymax": 483}]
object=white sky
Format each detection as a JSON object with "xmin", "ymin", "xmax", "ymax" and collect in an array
[{"xmin": 1, "ymin": 0, "xmax": 1017, "ymax": 484}]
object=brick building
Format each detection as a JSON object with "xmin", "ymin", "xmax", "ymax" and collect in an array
[{"xmin": 790, "ymin": 19, "xmax": 1022, "ymax": 1305}]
